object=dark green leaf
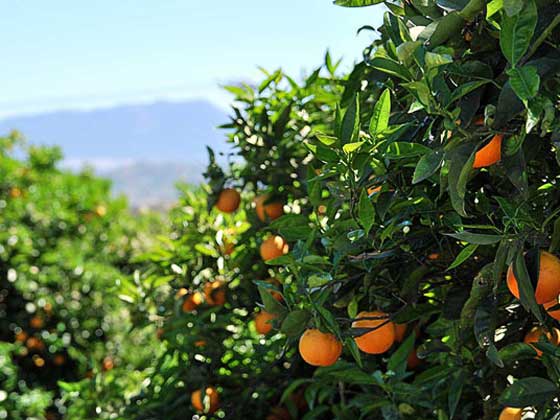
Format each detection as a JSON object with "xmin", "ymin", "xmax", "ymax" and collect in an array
[
  {"xmin": 413, "ymin": 149, "xmax": 444, "ymax": 184},
  {"xmin": 281, "ymin": 310, "xmax": 311, "ymax": 337},
  {"xmin": 507, "ymin": 66, "xmax": 540, "ymax": 101},
  {"xmin": 500, "ymin": 0, "xmax": 537, "ymax": 66},
  {"xmin": 499, "ymin": 377, "xmax": 558, "ymax": 407},
  {"xmin": 447, "ymin": 244, "xmax": 479, "ymax": 270}
]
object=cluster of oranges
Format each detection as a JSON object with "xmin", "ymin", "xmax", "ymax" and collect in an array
[{"xmin": 181, "ymin": 187, "xmax": 288, "ymax": 414}]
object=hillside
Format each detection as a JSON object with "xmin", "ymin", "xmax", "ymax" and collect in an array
[{"xmin": 0, "ymin": 100, "xmax": 230, "ymax": 207}]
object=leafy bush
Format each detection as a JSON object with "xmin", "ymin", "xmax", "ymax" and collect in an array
[{"xmin": 0, "ymin": 133, "xmax": 159, "ymax": 419}]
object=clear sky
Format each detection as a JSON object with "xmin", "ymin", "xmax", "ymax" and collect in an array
[{"xmin": 0, "ymin": 0, "xmax": 384, "ymax": 118}]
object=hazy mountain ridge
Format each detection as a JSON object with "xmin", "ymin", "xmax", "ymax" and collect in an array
[{"xmin": 0, "ymin": 100, "xmax": 231, "ymax": 207}]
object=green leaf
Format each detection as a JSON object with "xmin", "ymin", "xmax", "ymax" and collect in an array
[
  {"xmin": 447, "ymin": 244, "xmax": 479, "ymax": 270},
  {"xmin": 369, "ymin": 89, "xmax": 391, "ymax": 136},
  {"xmin": 448, "ymin": 371, "xmax": 466, "ymax": 419},
  {"xmin": 258, "ymin": 286, "xmax": 287, "ymax": 316},
  {"xmin": 448, "ymin": 80, "xmax": 490, "ymax": 104},
  {"xmin": 446, "ymin": 231, "xmax": 503, "ymax": 245},
  {"xmin": 344, "ymin": 337, "xmax": 363, "ymax": 368},
  {"xmin": 308, "ymin": 273, "xmax": 333, "ymax": 288},
  {"xmin": 503, "ymin": 0, "xmax": 523, "ymax": 16},
  {"xmin": 424, "ymin": 51, "xmax": 453, "ymax": 69},
  {"xmin": 385, "ymin": 142, "xmax": 431, "ymax": 159},
  {"xmin": 387, "ymin": 333, "xmax": 415, "ymax": 374},
  {"xmin": 368, "ymin": 57, "xmax": 413, "ymax": 81},
  {"xmin": 446, "ymin": 143, "xmax": 476, "ymax": 217},
  {"xmin": 334, "ymin": 0, "xmax": 383, "ymax": 6},
  {"xmin": 343, "ymin": 141, "xmax": 365, "ymax": 154},
  {"xmin": 413, "ymin": 149, "xmax": 444, "ymax": 184},
  {"xmin": 512, "ymin": 249, "xmax": 543, "ymax": 322},
  {"xmin": 497, "ymin": 343, "xmax": 537, "ymax": 364},
  {"xmin": 499, "ymin": 0, "xmax": 537, "ymax": 66},
  {"xmin": 507, "ymin": 66, "xmax": 540, "ymax": 101},
  {"xmin": 340, "ymin": 95, "xmax": 360, "ymax": 144},
  {"xmin": 499, "ymin": 377, "xmax": 558, "ymax": 407},
  {"xmin": 281, "ymin": 310, "xmax": 311, "ymax": 337},
  {"xmin": 358, "ymin": 188, "xmax": 375, "ymax": 235}
]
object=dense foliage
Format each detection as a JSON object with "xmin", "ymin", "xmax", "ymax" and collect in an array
[
  {"xmin": 5, "ymin": 0, "xmax": 560, "ymax": 418},
  {"xmin": 0, "ymin": 133, "xmax": 160, "ymax": 419}
]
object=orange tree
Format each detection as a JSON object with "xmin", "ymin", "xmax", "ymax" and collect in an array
[
  {"xmin": 64, "ymin": 0, "xmax": 560, "ymax": 418},
  {"xmin": 119, "ymin": 63, "xmax": 344, "ymax": 419},
  {"xmin": 0, "ymin": 133, "xmax": 158, "ymax": 419}
]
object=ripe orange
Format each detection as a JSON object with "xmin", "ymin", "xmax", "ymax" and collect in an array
[
  {"xmin": 182, "ymin": 292, "xmax": 203, "ymax": 312},
  {"xmin": 255, "ymin": 311, "xmax": 277, "ymax": 335},
  {"xmin": 26, "ymin": 336, "xmax": 45, "ymax": 351},
  {"xmin": 427, "ymin": 253, "xmax": 440, "ymax": 261},
  {"xmin": 523, "ymin": 326, "xmax": 560, "ymax": 357},
  {"xmin": 472, "ymin": 134, "xmax": 502, "ymax": 169},
  {"xmin": 30, "ymin": 316, "xmax": 44, "ymax": 329},
  {"xmin": 473, "ymin": 116, "xmax": 485, "ymax": 126},
  {"xmin": 266, "ymin": 277, "xmax": 283, "ymax": 302},
  {"xmin": 367, "ymin": 186, "xmax": 382, "ymax": 195},
  {"xmin": 260, "ymin": 235, "xmax": 289, "ymax": 261},
  {"xmin": 204, "ymin": 280, "xmax": 226, "ymax": 306},
  {"xmin": 194, "ymin": 340, "xmax": 207, "ymax": 348},
  {"xmin": 215, "ymin": 188, "xmax": 241, "ymax": 213},
  {"xmin": 255, "ymin": 194, "xmax": 284, "ymax": 222},
  {"xmin": 9, "ymin": 187, "xmax": 22, "ymax": 198},
  {"xmin": 53, "ymin": 354, "xmax": 66, "ymax": 366},
  {"xmin": 498, "ymin": 407, "xmax": 522, "ymax": 420},
  {"xmin": 298, "ymin": 329, "xmax": 342, "ymax": 367},
  {"xmin": 176, "ymin": 288, "xmax": 188, "ymax": 298},
  {"xmin": 352, "ymin": 311, "xmax": 395, "ymax": 354},
  {"xmin": 544, "ymin": 299, "xmax": 560, "ymax": 320},
  {"xmin": 407, "ymin": 348, "xmax": 421, "ymax": 369},
  {"xmin": 102, "ymin": 356, "xmax": 114, "ymax": 371},
  {"xmin": 394, "ymin": 323, "xmax": 407, "ymax": 342},
  {"xmin": 506, "ymin": 251, "xmax": 560, "ymax": 304},
  {"xmin": 14, "ymin": 331, "xmax": 28, "ymax": 343},
  {"xmin": 191, "ymin": 386, "xmax": 219, "ymax": 414}
]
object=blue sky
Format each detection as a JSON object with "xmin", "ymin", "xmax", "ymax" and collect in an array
[{"xmin": 0, "ymin": 0, "xmax": 384, "ymax": 118}]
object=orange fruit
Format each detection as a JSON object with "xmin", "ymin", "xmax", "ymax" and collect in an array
[
  {"xmin": 352, "ymin": 311, "xmax": 395, "ymax": 354},
  {"xmin": 544, "ymin": 299, "xmax": 560, "ymax": 320},
  {"xmin": 191, "ymin": 387, "xmax": 219, "ymax": 414},
  {"xmin": 473, "ymin": 116, "xmax": 485, "ymax": 126},
  {"xmin": 182, "ymin": 292, "xmax": 203, "ymax": 312},
  {"xmin": 15, "ymin": 331, "xmax": 28, "ymax": 343},
  {"xmin": 156, "ymin": 328, "xmax": 165, "ymax": 340},
  {"xmin": 394, "ymin": 323, "xmax": 407, "ymax": 342},
  {"xmin": 506, "ymin": 251, "xmax": 560, "ymax": 304},
  {"xmin": 427, "ymin": 253, "xmax": 440, "ymax": 261},
  {"xmin": 176, "ymin": 288, "xmax": 188, "ymax": 298},
  {"xmin": 221, "ymin": 239, "xmax": 235, "ymax": 256},
  {"xmin": 266, "ymin": 406, "xmax": 292, "ymax": 420},
  {"xmin": 30, "ymin": 316, "xmax": 44, "ymax": 329},
  {"xmin": 26, "ymin": 337, "xmax": 45, "ymax": 351},
  {"xmin": 53, "ymin": 354, "xmax": 66, "ymax": 366},
  {"xmin": 255, "ymin": 194, "xmax": 284, "ymax": 222},
  {"xmin": 367, "ymin": 186, "xmax": 382, "ymax": 195},
  {"xmin": 498, "ymin": 407, "xmax": 522, "ymax": 420},
  {"xmin": 204, "ymin": 280, "xmax": 226, "ymax": 306},
  {"xmin": 266, "ymin": 277, "xmax": 283, "ymax": 302},
  {"xmin": 472, "ymin": 134, "xmax": 502, "ymax": 169},
  {"xmin": 102, "ymin": 356, "xmax": 114, "ymax": 371},
  {"xmin": 260, "ymin": 235, "xmax": 289, "ymax": 261},
  {"xmin": 407, "ymin": 348, "xmax": 421, "ymax": 369},
  {"xmin": 9, "ymin": 187, "xmax": 22, "ymax": 198},
  {"xmin": 215, "ymin": 188, "xmax": 241, "ymax": 213},
  {"xmin": 298, "ymin": 329, "xmax": 342, "ymax": 367},
  {"xmin": 523, "ymin": 326, "xmax": 560, "ymax": 357},
  {"xmin": 255, "ymin": 311, "xmax": 277, "ymax": 335},
  {"xmin": 194, "ymin": 340, "xmax": 207, "ymax": 348}
]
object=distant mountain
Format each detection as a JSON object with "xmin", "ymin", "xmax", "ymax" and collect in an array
[{"xmin": 0, "ymin": 100, "xmax": 232, "ymax": 207}]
